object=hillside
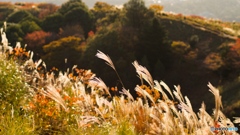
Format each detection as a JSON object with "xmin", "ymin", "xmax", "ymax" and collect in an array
[{"xmin": 161, "ymin": 0, "xmax": 240, "ymax": 22}]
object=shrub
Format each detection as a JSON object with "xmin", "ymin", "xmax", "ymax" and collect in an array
[{"xmin": 171, "ymin": 41, "xmax": 190, "ymax": 55}]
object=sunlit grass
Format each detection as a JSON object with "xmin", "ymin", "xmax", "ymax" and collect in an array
[{"xmin": 0, "ymin": 22, "xmax": 240, "ymax": 135}]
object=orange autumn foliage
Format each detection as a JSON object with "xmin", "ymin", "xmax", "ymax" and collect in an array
[{"xmin": 24, "ymin": 30, "xmax": 52, "ymax": 49}]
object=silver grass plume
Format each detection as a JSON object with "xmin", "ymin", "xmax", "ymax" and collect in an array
[
  {"xmin": 174, "ymin": 85, "xmax": 184, "ymax": 101},
  {"xmin": 132, "ymin": 60, "xmax": 154, "ymax": 89},
  {"xmin": 41, "ymin": 85, "xmax": 67, "ymax": 111},
  {"xmin": 160, "ymin": 81, "xmax": 174, "ymax": 99},
  {"xmin": 95, "ymin": 50, "xmax": 125, "ymax": 88},
  {"xmin": 119, "ymin": 88, "xmax": 134, "ymax": 101},
  {"xmin": 207, "ymin": 82, "xmax": 223, "ymax": 121},
  {"xmin": 154, "ymin": 80, "xmax": 169, "ymax": 100},
  {"xmin": 96, "ymin": 50, "xmax": 116, "ymax": 70},
  {"xmin": 88, "ymin": 77, "xmax": 111, "ymax": 97},
  {"xmin": 178, "ymin": 101, "xmax": 199, "ymax": 128}
]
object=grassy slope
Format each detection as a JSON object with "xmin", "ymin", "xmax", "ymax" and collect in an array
[{"xmin": 156, "ymin": 14, "xmax": 239, "ymax": 113}]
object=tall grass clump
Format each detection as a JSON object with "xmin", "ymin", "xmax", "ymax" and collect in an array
[
  {"xmin": 0, "ymin": 21, "xmax": 240, "ymax": 134},
  {"xmin": 0, "ymin": 26, "xmax": 32, "ymax": 114}
]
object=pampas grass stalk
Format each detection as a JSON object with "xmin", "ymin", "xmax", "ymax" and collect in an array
[{"xmin": 96, "ymin": 50, "xmax": 125, "ymax": 88}]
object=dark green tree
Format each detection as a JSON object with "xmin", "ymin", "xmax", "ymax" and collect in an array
[
  {"xmin": 64, "ymin": 7, "xmax": 94, "ymax": 38},
  {"xmin": 42, "ymin": 13, "xmax": 64, "ymax": 33},
  {"xmin": 20, "ymin": 20, "xmax": 41, "ymax": 35},
  {"xmin": 122, "ymin": 0, "xmax": 154, "ymax": 30},
  {"xmin": 6, "ymin": 24, "xmax": 24, "ymax": 46},
  {"xmin": 6, "ymin": 10, "xmax": 32, "ymax": 23},
  {"xmin": 57, "ymin": 0, "xmax": 87, "ymax": 15},
  {"xmin": 137, "ymin": 18, "xmax": 171, "ymax": 69}
]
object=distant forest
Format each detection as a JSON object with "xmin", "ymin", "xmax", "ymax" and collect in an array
[{"xmin": 3, "ymin": 0, "xmax": 240, "ymax": 22}]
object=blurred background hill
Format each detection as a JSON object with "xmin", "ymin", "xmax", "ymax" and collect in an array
[{"xmin": 3, "ymin": 0, "xmax": 240, "ymax": 22}]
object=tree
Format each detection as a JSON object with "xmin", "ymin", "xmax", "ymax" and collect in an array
[
  {"xmin": 58, "ymin": 24, "xmax": 85, "ymax": 39},
  {"xmin": 20, "ymin": 20, "xmax": 41, "ymax": 35},
  {"xmin": 57, "ymin": 0, "xmax": 87, "ymax": 15},
  {"xmin": 149, "ymin": 5, "xmax": 164, "ymax": 13},
  {"xmin": 37, "ymin": 3, "xmax": 59, "ymax": 20},
  {"xmin": 137, "ymin": 18, "xmax": 171, "ymax": 69},
  {"xmin": 6, "ymin": 24, "xmax": 24, "ymax": 46},
  {"xmin": 93, "ymin": 2, "xmax": 113, "ymax": 12},
  {"xmin": 7, "ymin": 9, "xmax": 32, "ymax": 23},
  {"xmin": 24, "ymin": 7, "xmax": 40, "ymax": 18},
  {"xmin": 92, "ymin": 2, "xmax": 115, "ymax": 23},
  {"xmin": 64, "ymin": 7, "xmax": 94, "ymax": 38},
  {"xmin": 19, "ymin": 16, "xmax": 42, "ymax": 27},
  {"xmin": 42, "ymin": 36, "xmax": 84, "ymax": 70},
  {"xmin": 24, "ymin": 30, "xmax": 52, "ymax": 54},
  {"xmin": 42, "ymin": 13, "xmax": 64, "ymax": 33},
  {"xmin": 122, "ymin": 0, "xmax": 154, "ymax": 30}
]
